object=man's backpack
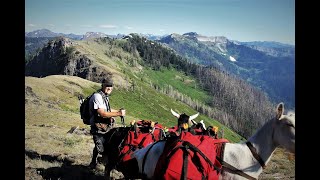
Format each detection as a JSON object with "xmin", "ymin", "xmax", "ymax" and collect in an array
[{"xmin": 78, "ymin": 93, "xmax": 95, "ymax": 125}]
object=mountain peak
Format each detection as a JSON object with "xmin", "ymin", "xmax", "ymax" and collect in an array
[
  {"xmin": 83, "ymin": 32, "xmax": 107, "ymax": 40},
  {"xmin": 25, "ymin": 29, "xmax": 57, "ymax": 37},
  {"xmin": 183, "ymin": 32, "xmax": 198, "ymax": 36},
  {"xmin": 25, "ymin": 29, "xmax": 83, "ymax": 40}
]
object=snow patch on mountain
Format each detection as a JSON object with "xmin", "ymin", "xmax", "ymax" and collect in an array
[{"xmin": 229, "ymin": 56, "xmax": 236, "ymax": 62}]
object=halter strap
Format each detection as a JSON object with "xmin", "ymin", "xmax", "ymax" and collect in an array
[
  {"xmin": 246, "ymin": 141, "xmax": 266, "ymax": 169},
  {"xmin": 219, "ymin": 159, "xmax": 257, "ymax": 180}
]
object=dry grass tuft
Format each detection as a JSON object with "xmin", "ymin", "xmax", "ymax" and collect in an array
[{"xmin": 260, "ymin": 148, "xmax": 295, "ymax": 179}]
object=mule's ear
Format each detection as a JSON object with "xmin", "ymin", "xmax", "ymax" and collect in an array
[
  {"xmin": 276, "ymin": 102, "xmax": 284, "ymax": 120},
  {"xmin": 200, "ymin": 120, "xmax": 206, "ymax": 130},
  {"xmin": 171, "ymin": 109, "xmax": 180, "ymax": 118}
]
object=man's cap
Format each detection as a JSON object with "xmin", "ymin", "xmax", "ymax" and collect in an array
[{"xmin": 102, "ymin": 78, "xmax": 113, "ymax": 87}]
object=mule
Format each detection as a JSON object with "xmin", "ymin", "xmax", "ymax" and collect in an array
[
  {"xmin": 166, "ymin": 109, "xmax": 199, "ymax": 136},
  {"xmin": 189, "ymin": 119, "xmax": 216, "ymax": 136},
  {"xmin": 101, "ymin": 126, "xmax": 139, "ymax": 179},
  {"xmin": 131, "ymin": 102, "xmax": 295, "ymax": 179},
  {"xmin": 102, "ymin": 121, "xmax": 166, "ymax": 179}
]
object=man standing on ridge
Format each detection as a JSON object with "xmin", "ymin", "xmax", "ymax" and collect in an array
[{"xmin": 89, "ymin": 77, "xmax": 126, "ymax": 169}]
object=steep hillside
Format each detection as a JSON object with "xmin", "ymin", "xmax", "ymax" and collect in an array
[
  {"xmin": 117, "ymin": 34, "xmax": 276, "ymax": 137},
  {"xmin": 25, "ymin": 75, "xmax": 242, "ymax": 142},
  {"xmin": 25, "ymin": 35, "xmax": 277, "ymax": 138},
  {"xmin": 25, "ymin": 37, "xmax": 129, "ymax": 84}
]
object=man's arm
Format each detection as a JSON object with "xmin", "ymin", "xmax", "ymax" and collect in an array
[
  {"xmin": 110, "ymin": 109, "xmax": 118, "ymax": 113},
  {"xmin": 97, "ymin": 108, "xmax": 125, "ymax": 118}
]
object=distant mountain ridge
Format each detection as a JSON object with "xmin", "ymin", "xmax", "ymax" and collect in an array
[
  {"xmin": 25, "ymin": 29, "xmax": 166, "ymax": 41},
  {"xmin": 237, "ymin": 41, "xmax": 295, "ymax": 57},
  {"xmin": 25, "ymin": 29, "xmax": 164, "ymax": 56},
  {"xmin": 157, "ymin": 32, "xmax": 295, "ymax": 109},
  {"xmin": 25, "ymin": 29, "xmax": 83, "ymax": 40},
  {"xmin": 25, "ymin": 29, "xmax": 120, "ymax": 57},
  {"xmin": 25, "ymin": 29, "xmax": 294, "ymax": 58},
  {"xmin": 239, "ymin": 41, "xmax": 294, "ymax": 48}
]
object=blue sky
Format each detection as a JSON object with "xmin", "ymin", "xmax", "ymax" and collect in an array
[{"xmin": 25, "ymin": 0, "xmax": 295, "ymax": 45}]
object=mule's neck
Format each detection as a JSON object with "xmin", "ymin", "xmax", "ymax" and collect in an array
[
  {"xmin": 247, "ymin": 119, "xmax": 278, "ymax": 166},
  {"xmin": 221, "ymin": 119, "xmax": 278, "ymax": 180}
]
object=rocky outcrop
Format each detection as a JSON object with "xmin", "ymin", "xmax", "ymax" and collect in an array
[{"xmin": 25, "ymin": 37, "xmax": 112, "ymax": 83}]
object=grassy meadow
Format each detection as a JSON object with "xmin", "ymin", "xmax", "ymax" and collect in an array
[{"xmin": 25, "ymin": 75, "xmax": 294, "ymax": 178}]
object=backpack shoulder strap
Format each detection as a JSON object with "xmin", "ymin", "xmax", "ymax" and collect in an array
[{"xmin": 97, "ymin": 90, "xmax": 111, "ymax": 112}]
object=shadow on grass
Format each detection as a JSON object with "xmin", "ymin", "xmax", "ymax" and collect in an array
[
  {"xmin": 26, "ymin": 149, "xmax": 105, "ymax": 180},
  {"xmin": 37, "ymin": 164, "xmax": 104, "ymax": 180}
]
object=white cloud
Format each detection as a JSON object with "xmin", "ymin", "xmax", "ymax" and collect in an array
[
  {"xmin": 48, "ymin": 24, "xmax": 54, "ymax": 27},
  {"xmin": 28, "ymin": 24, "xmax": 35, "ymax": 27},
  {"xmin": 125, "ymin": 26, "xmax": 133, "ymax": 30},
  {"xmin": 159, "ymin": 29, "xmax": 165, "ymax": 32},
  {"xmin": 100, "ymin": 24, "xmax": 117, "ymax": 28},
  {"xmin": 65, "ymin": 24, "xmax": 72, "ymax": 27}
]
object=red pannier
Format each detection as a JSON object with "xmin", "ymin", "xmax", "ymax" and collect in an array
[
  {"xmin": 136, "ymin": 120, "xmax": 164, "ymax": 141},
  {"xmin": 154, "ymin": 132, "xmax": 229, "ymax": 180},
  {"xmin": 119, "ymin": 120, "xmax": 164, "ymax": 162}
]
